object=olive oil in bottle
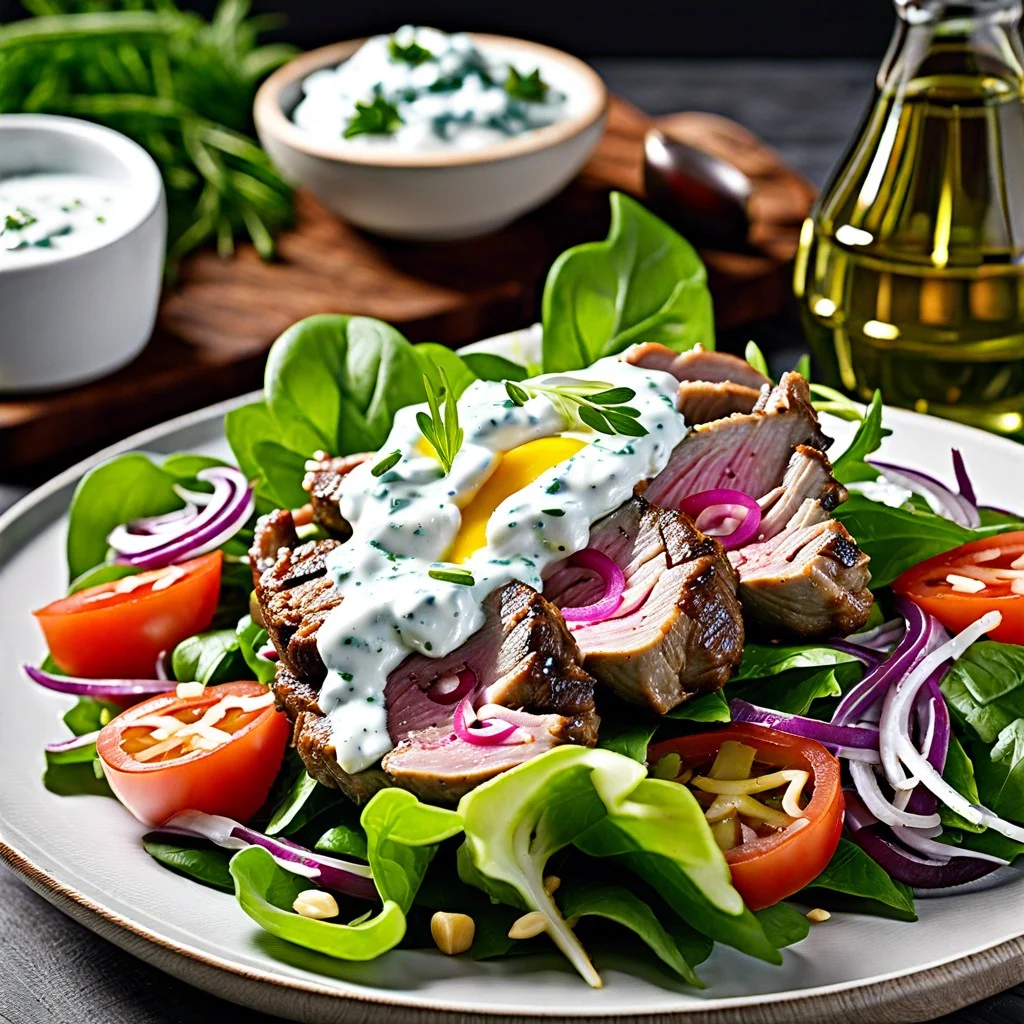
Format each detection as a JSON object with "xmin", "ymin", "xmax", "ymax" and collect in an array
[{"xmin": 796, "ymin": 0, "xmax": 1024, "ymax": 434}]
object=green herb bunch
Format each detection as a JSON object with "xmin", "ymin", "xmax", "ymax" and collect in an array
[
  {"xmin": 505, "ymin": 378, "xmax": 648, "ymax": 437},
  {"xmin": 0, "ymin": 0, "xmax": 296, "ymax": 271}
]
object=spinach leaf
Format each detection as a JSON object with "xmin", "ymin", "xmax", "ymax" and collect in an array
[
  {"xmin": 224, "ymin": 402, "xmax": 302, "ymax": 510},
  {"xmin": 831, "ymin": 390, "xmax": 890, "ymax": 483},
  {"xmin": 558, "ymin": 880, "xmax": 704, "ymax": 987},
  {"xmin": 800, "ymin": 838, "xmax": 916, "ymax": 921},
  {"xmin": 971, "ymin": 719, "xmax": 1024, "ymax": 822},
  {"xmin": 236, "ymin": 615, "xmax": 277, "ymax": 685},
  {"xmin": 597, "ymin": 720, "xmax": 657, "ymax": 762},
  {"xmin": 733, "ymin": 665, "xmax": 853, "ymax": 718},
  {"xmin": 832, "ymin": 493, "xmax": 976, "ymax": 588},
  {"xmin": 316, "ymin": 824, "xmax": 369, "ymax": 861},
  {"xmin": 462, "ymin": 352, "xmax": 528, "ymax": 382},
  {"xmin": 940, "ymin": 734, "xmax": 985, "ymax": 832},
  {"xmin": 541, "ymin": 192, "xmax": 714, "ymax": 373},
  {"xmin": 755, "ymin": 901, "xmax": 810, "ymax": 949},
  {"xmin": 941, "ymin": 642, "xmax": 1024, "ymax": 744},
  {"xmin": 68, "ymin": 563, "xmax": 139, "ymax": 594},
  {"xmin": 142, "ymin": 836, "xmax": 234, "ymax": 893},
  {"xmin": 265, "ymin": 769, "xmax": 320, "ymax": 836},
  {"xmin": 361, "ymin": 789, "xmax": 463, "ymax": 913},
  {"xmin": 43, "ymin": 740, "xmax": 112, "ymax": 798},
  {"xmin": 66, "ymin": 453, "xmax": 182, "ymax": 581},
  {"xmin": 230, "ymin": 846, "xmax": 406, "ymax": 960},
  {"xmin": 744, "ymin": 341, "xmax": 770, "ymax": 379},
  {"xmin": 171, "ymin": 629, "xmax": 244, "ymax": 685},
  {"xmin": 666, "ymin": 691, "xmax": 731, "ymax": 722},
  {"xmin": 62, "ymin": 697, "xmax": 118, "ymax": 737},
  {"xmin": 734, "ymin": 643, "xmax": 862, "ymax": 681},
  {"xmin": 413, "ymin": 343, "xmax": 476, "ymax": 398}
]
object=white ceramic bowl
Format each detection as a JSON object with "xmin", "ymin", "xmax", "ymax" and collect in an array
[
  {"xmin": 0, "ymin": 115, "xmax": 166, "ymax": 393},
  {"xmin": 254, "ymin": 36, "xmax": 608, "ymax": 241}
]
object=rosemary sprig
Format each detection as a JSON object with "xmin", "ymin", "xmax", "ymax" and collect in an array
[
  {"xmin": 417, "ymin": 368, "xmax": 464, "ymax": 474},
  {"xmin": 428, "ymin": 566, "xmax": 475, "ymax": 586},
  {"xmin": 504, "ymin": 378, "xmax": 648, "ymax": 437}
]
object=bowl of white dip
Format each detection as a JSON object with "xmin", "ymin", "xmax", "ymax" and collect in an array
[
  {"xmin": 254, "ymin": 27, "xmax": 607, "ymax": 241},
  {"xmin": 0, "ymin": 115, "xmax": 166, "ymax": 392}
]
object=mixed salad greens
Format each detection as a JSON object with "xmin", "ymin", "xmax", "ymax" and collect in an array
[{"xmin": 26, "ymin": 192, "xmax": 1024, "ymax": 990}]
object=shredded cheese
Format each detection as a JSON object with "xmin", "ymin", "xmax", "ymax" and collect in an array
[{"xmin": 946, "ymin": 573, "xmax": 986, "ymax": 594}]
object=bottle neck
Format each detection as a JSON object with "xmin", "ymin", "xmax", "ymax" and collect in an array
[{"xmin": 881, "ymin": 0, "xmax": 1024, "ymax": 93}]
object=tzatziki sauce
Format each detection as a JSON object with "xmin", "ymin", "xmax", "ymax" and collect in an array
[
  {"xmin": 0, "ymin": 172, "xmax": 121, "ymax": 264},
  {"xmin": 292, "ymin": 26, "xmax": 569, "ymax": 152},
  {"xmin": 316, "ymin": 354, "xmax": 687, "ymax": 773}
]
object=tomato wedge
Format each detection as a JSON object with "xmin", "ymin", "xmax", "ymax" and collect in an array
[
  {"xmin": 894, "ymin": 531, "xmax": 1024, "ymax": 644},
  {"xmin": 96, "ymin": 681, "xmax": 289, "ymax": 825},
  {"xmin": 34, "ymin": 552, "xmax": 222, "ymax": 678},
  {"xmin": 648, "ymin": 724, "xmax": 844, "ymax": 910}
]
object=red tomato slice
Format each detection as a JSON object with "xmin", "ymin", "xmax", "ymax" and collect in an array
[
  {"xmin": 649, "ymin": 724, "xmax": 844, "ymax": 910},
  {"xmin": 34, "ymin": 552, "xmax": 223, "ymax": 679},
  {"xmin": 894, "ymin": 531, "xmax": 1024, "ymax": 645},
  {"xmin": 96, "ymin": 681, "xmax": 289, "ymax": 825}
]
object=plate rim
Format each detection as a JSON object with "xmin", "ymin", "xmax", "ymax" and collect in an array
[{"xmin": 3, "ymin": 384, "xmax": 1024, "ymax": 1023}]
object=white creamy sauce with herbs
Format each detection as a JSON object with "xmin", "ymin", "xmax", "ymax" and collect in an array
[
  {"xmin": 292, "ymin": 26, "xmax": 568, "ymax": 152},
  {"xmin": 0, "ymin": 172, "xmax": 120, "ymax": 263},
  {"xmin": 317, "ymin": 355, "xmax": 687, "ymax": 773}
]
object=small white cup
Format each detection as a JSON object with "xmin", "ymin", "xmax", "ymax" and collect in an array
[{"xmin": 0, "ymin": 115, "xmax": 166, "ymax": 393}]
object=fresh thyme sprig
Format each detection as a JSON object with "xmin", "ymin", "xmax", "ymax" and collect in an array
[
  {"xmin": 344, "ymin": 94, "xmax": 404, "ymax": 139},
  {"xmin": 370, "ymin": 450, "xmax": 402, "ymax": 477},
  {"xmin": 504, "ymin": 378, "xmax": 648, "ymax": 437},
  {"xmin": 417, "ymin": 368, "xmax": 464, "ymax": 474}
]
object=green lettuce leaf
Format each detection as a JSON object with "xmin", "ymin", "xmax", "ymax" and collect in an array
[
  {"xmin": 830, "ymin": 390, "xmax": 890, "ymax": 483},
  {"xmin": 230, "ymin": 846, "xmax": 406, "ymax": 960},
  {"xmin": 941, "ymin": 641, "xmax": 1024, "ymax": 745},
  {"xmin": 541, "ymin": 192, "xmax": 714, "ymax": 372},
  {"xmin": 62, "ymin": 697, "xmax": 118, "ymax": 736},
  {"xmin": 734, "ymin": 643, "xmax": 863, "ymax": 680},
  {"xmin": 666, "ymin": 691, "xmax": 731, "ymax": 722},
  {"xmin": 171, "ymin": 629, "xmax": 244, "ymax": 685},
  {"xmin": 43, "ymin": 739, "xmax": 112, "ymax": 798},
  {"xmin": 801, "ymin": 839, "xmax": 916, "ymax": 921},
  {"xmin": 142, "ymin": 836, "xmax": 234, "ymax": 892},
  {"xmin": 456, "ymin": 746, "xmax": 757, "ymax": 988}
]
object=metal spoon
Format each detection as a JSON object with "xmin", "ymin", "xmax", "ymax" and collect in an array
[{"xmin": 643, "ymin": 128, "xmax": 755, "ymax": 253}]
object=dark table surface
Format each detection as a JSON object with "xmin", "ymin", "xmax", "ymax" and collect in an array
[{"xmin": 2, "ymin": 57, "xmax": 1021, "ymax": 1024}]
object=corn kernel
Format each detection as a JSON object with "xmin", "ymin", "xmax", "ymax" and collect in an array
[
  {"xmin": 292, "ymin": 889, "xmax": 339, "ymax": 920},
  {"xmin": 806, "ymin": 908, "xmax": 831, "ymax": 924},
  {"xmin": 430, "ymin": 912, "xmax": 475, "ymax": 955}
]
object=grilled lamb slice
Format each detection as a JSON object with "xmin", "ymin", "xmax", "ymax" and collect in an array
[
  {"xmin": 251, "ymin": 508, "xmax": 301, "ymax": 579},
  {"xmin": 677, "ymin": 380, "xmax": 764, "ymax": 424},
  {"xmin": 543, "ymin": 497, "xmax": 744, "ymax": 714},
  {"xmin": 382, "ymin": 715, "xmax": 572, "ymax": 805},
  {"xmin": 627, "ymin": 342, "xmax": 772, "ymax": 389},
  {"xmin": 757, "ymin": 445, "xmax": 848, "ymax": 541},
  {"xmin": 728, "ymin": 509, "xmax": 872, "ymax": 637},
  {"xmin": 274, "ymin": 665, "xmax": 392, "ymax": 804},
  {"xmin": 251, "ymin": 513, "xmax": 340, "ymax": 685},
  {"xmin": 301, "ymin": 452, "xmax": 371, "ymax": 538},
  {"xmin": 643, "ymin": 372, "xmax": 831, "ymax": 509},
  {"xmin": 385, "ymin": 580, "xmax": 598, "ymax": 748}
]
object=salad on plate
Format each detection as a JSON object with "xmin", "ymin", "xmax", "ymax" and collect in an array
[{"xmin": 26, "ymin": 193, "xmax": 1024, "ymax": 990}]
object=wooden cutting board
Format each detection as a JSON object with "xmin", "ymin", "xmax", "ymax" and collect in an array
[{"xmin": 0, "ymin": 97, "xmax": 815, "ymax": 474}]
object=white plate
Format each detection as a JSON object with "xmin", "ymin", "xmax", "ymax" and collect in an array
[{"xmin": 2, "ymin": 336, "xmax": 1024, "ymax": 1024}]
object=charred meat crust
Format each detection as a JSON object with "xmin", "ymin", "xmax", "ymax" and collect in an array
[
  {"xmin": 545, "ymin": 496, "xmax": 744, "ymax": 715},
  {"xmin": 301, "ymin": 452, "xmax": 371, "ymax": 538}
]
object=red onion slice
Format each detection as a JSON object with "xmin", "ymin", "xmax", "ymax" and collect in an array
[
  {"xmin": 677, "ymin": 489, "xmax": 762, "ymax": 550},
  {"xmin": 559, "ymin": 549, "xmax": 625, "ymax": 625},
  {"xmin": 25, "ymin": 664, "xmax": 170, "ymax": 701},
  {"xmin": 870, "ymin": 460, "xmax": 980, "ymax": 529},
  {"xmin": 452, "ymin": 695, "xmax": 527, "ymax": 745},
  {"xmin": 158, "ymin": 810, "xmax": 377, "ymax": 900},
  {"xmin": 427, "ymin": 669, "xmax": 475, "ymax": 706},
  {"xmin": 951, "ymin": 448, "xmax": 977, "ymax": 506},
  {"xmin": 108, "ymin": 467, "xmax": 254, "ymax": 571},
  {"xmin": 45, "ymin": 730, "xmax": 100, "ymax": 753}
]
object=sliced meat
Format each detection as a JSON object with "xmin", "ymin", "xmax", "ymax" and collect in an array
[
  {"xmin": 301, "ymin": 452, "xmax": 371, "ymax": 538},
  {"xmin": 643, "ymin": 372, "xmax": 831, "ymax": 509},
  {"xmin": 677, "ymin": 380, "xmax": 764, "ymax": 424},
  {"xmin": 251, "ymin": 514, "xmax": 341, "ymax": 685},
  {"xmin": 381, "ymin": 715, "xmax": 572, "ymax": 805},
  {"xmin": 627, "ymin": 342, "xmax": 772, "ymax": 389},
  {"xmin": 757, "ymin": 445, "xmax": 848, "ymax": 541},
  {"xmin": 385, "ymin": 581, "xmax": 598, "ymax": 747},
  {"xmin": 543, "ymin": 497, "xmax": 744, "ymax": 714},
  {"xmin": 251, "ymin": 509, "xmax": 300, "ymax": 579},
  {"xmin": 274, "ymin": 665, "xmax": 392, "ymax": 804},
  {"xmin": 729, "ymin": 510, "xmax": 872, "ymax": 637}
]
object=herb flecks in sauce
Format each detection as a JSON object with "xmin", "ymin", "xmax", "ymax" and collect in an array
[
  {"xmin": 505, "ymin": 67, "xmax": 549, "ymax": 102},
  {"xmin": 343, "ymin": 94, "xmax": 404, "ymax": 139},
  {"xmin": 315, "ymin": 356, "xmax": 686, "ymax": 773}
]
